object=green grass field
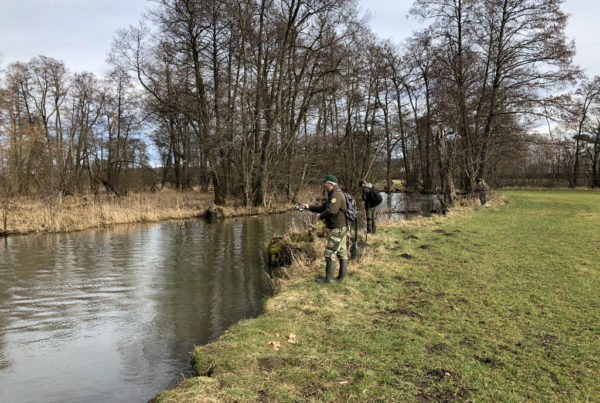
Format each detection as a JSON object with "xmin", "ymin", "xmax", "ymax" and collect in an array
[{"xmin": 153, "ymin": 190, "xmax": 600, "ymax": 402}]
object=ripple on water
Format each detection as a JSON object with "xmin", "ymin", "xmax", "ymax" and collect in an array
[{"xmin": 0, "ymin": 214, "xmax": 289, "ymax": 402}]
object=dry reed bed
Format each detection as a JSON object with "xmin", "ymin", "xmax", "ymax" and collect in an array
[{"xmin": 1, "ymin": 190, "xmax": 293, "ymax": 236}]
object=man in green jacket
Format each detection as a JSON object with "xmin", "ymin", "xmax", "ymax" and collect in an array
[{"xmin": 301, "ymin": 174, "xmax": 349, "ymax": 283}]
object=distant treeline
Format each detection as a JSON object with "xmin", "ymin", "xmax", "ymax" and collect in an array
[{"xmin": 1, "ymin": 0, "xmax": 599, "ymax": 206}]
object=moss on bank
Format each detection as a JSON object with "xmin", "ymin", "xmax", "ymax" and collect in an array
[{"xmin": 152, "ymin": 190, "xmax": 600, "ymax": 402}]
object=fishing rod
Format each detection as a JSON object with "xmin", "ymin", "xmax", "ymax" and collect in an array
[
  {"xmin": 350, "ymin": 218, "xmax": 359, "ymax": 260},
  {"xmin": 277, "ymin": 187, "xmax": 363, "ymax": 259},
  {"xmin": 275, "ymin": 187, "xmax": 315, "ymax": 212},
  {"xmin": 275, "ymin": 187, "xmax": 300, "ymax": 204},
  {"xmin": 275, "ymin": 187, "xmax": 324, "ymax": 233}
]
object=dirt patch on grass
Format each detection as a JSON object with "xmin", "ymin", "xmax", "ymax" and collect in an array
[
  {"xmin": 404, "ymin": 281, "xmax": 423, "ymax": 287},
  {"xmin": 432, "ymin": 229, "xmax": 455, "ymax": 236},
  {"xmin": 302, "ymin": 382, "xmax": 325, "ymax": 400},
  {"xmin": 385, "ymin": 307, "xmax": 423, "ymax": 320},
  {"xmin": 426, "ymin": 343, "xmax": 454, "ymax": 354},
  {"xmin": 474, "ymin": 355, "xmax": 504, "ymax": 368},
  {"xmin": 424, "ymin": 368, "xmax": 459, "ymax": 382},
  {"xmin": 407, "ymin": 235, "xmax": 420, "ymax": 240},
  {"xmin": 419, "ymin": 244, "xmax": 431, "ymax": 249},
  {"xmin": 542, "ymin": 368, "xmax": 560, "ymax": 384},
  {"xmin": 416, "ymin": 368, "xmax": 475, "ymax": 402},
  {"xmin": 258, "ymin": 357, "xmax": 286, "ymax": 371},
  {"xmin": 538, "ymin": 333, "xmax": 559, "ymax": 346},
  {"xmin": 400, "ymin": 253, "xmax": 414, "ymax": 259}
]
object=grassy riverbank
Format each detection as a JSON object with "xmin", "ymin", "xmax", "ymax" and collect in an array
[
  {"xmin": 153, "ymin": 190, "xmax": 600, "ymax": 402},
  {"xmin": 0, "ymin": 190, "xmax": 292, "ymax": 236}
]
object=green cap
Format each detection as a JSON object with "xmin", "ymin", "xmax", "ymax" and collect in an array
[{"xmin": 321, "ymin": 174, "xmax": 338, "ymax": 183}]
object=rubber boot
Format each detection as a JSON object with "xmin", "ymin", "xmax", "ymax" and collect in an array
[
  {"xmin": 336, "ymin": 259, "xmax": 348, "ymax": 281},
  {"xmin": 367, "ymin": 219, "xmax": 373, "ymax": 234},
  {"xmin": 316, "ymin": 259, "xmax": 335, "ymax": 283}
]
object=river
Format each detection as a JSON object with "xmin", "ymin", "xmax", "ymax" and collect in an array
[
  {"xmin": 0, "ymin": 193, "xmax": 439, "ymax": 402},
  {"xmin": 0, "ymin": 214, "xmax": 294, "ymax": 402}
]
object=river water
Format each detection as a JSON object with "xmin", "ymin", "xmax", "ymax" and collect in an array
[
  {"xmin": 0, "ymin": 193, "xmax": 439, "ymax": 403},
  {"xmin": 379, "ymin": 192, "xmax": 441, "ymax": 220},
  {"xmin": 0, "ymin": 214, "xmax": 295, "ymax": 403}
]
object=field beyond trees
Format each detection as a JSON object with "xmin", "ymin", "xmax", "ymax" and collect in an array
[{"xmin": 153, "ymin": 190, "xmax": 600, "ymax": 402}]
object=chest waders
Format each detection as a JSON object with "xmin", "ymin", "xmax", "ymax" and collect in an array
[{"xmin": 317, "ymin": 225, "xmax": 349, "ymax": 283}]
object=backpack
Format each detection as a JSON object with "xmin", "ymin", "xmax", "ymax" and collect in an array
[
  {"xmin": 369, "ymin": 186, "xmax": 383, "ymax": 207},
  {"xmin": 341, "ymin": 191, "xmax": 357, "ymax": 222}
]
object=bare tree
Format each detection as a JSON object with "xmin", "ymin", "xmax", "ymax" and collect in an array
[
  {"xmin": 572, "ymin": 77, "xmax": 600, "ymax": 186},
  {"xmin": 412, "ymin": 0, "xmax": 578, "ymax": 191}
]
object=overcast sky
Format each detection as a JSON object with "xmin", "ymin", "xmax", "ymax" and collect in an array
[{"xmin": 0, "ymin": 0, "xmax": 599, "ymax": 78}]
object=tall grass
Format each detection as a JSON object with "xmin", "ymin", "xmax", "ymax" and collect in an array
[{"xmin": 1, "ymin": 190, "xmax": 292, "ymax": 236}]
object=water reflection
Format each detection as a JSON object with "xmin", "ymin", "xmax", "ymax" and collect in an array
[
  {"xmin": 378, "ymin": 192, "xmax": 441, "ymax": 221},
  {"xmin": 0, "ymin": 215, "xmax": 293, "ymax": 403}
]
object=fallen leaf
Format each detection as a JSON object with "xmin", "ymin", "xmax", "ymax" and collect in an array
[{"xmin": 267, "ymin": 341, "xmax": 281, "ymax": 350}]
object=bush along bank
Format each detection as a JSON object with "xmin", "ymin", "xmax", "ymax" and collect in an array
[{"xmin": 152, "ymin": 190, "xmax": 600, "ymax": 402}]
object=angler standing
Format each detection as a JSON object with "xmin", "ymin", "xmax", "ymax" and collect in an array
[
  {"xmin": 476, "ymin": 178, "xmax": 489, "ymax": 206},
  {"xmin": 360, "ymin": 179, "xmax": 382, "ymax": 234},
  {"xmin": 300, "ymin": 175, "xmax": 349, "ymax": 283}
]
